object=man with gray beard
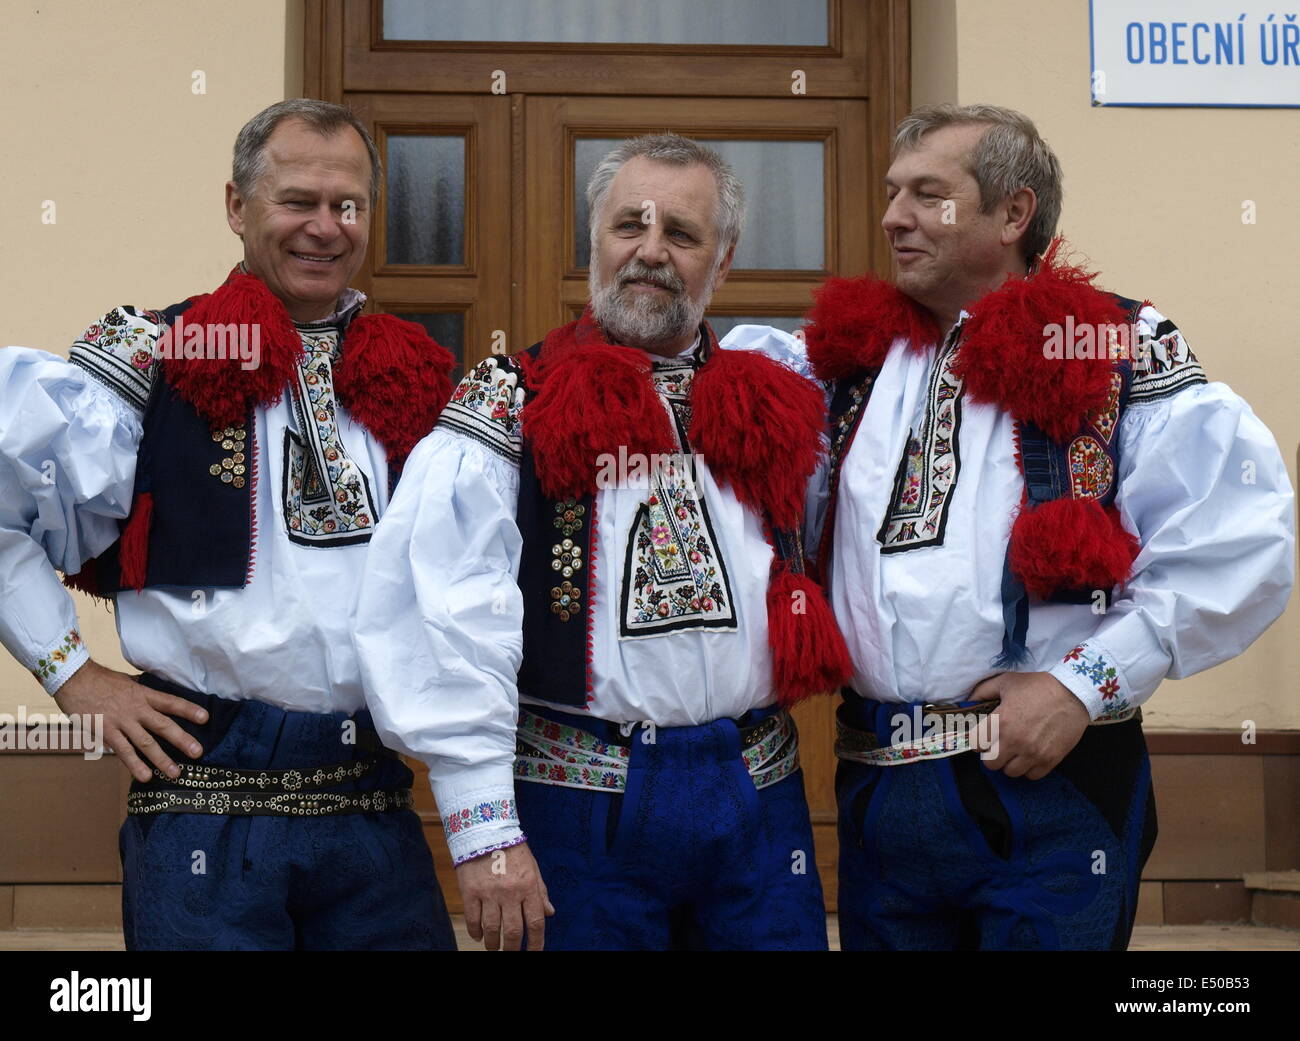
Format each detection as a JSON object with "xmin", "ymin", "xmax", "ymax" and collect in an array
[{"xmin": 355, "ymin": 134, "xmax": 851, "ymax": 949}]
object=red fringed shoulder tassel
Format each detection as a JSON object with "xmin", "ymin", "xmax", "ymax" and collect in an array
[
  {"xmin": 522, "ymin": 325, "xmax": 675, "ymax": 501},
  {"xmin": 689, "ymin": 346, "xmax": 825, "ymax": 530},
  {"xmin": 335, "ymin": 313, "xmax": 455, "ymax": 467},
  {"xmin": 953, "ymin": 240, "xmax": 1129, "ymax": 442},
  {"xmin": 805, "ymin": 274, "xmax": 941, "ymax": 381},
  {"xmin": 161, "ymin": 274, "xmax": 302, "ymax": 432},
  {"xmin": 117, "ymin": 491, "xmax": 154, "ymax": 592}
]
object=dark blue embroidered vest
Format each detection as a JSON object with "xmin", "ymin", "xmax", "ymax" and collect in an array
[
  {"xmin": 514, "ymin": 342, "xmax": 812, "ymax": 709},
  {"xmin": 91, "ymin": 300, "xmax": 388, "ymax": 595}
]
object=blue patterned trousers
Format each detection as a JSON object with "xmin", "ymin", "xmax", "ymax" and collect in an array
[
  {"xmin": 516, "ymin": 704, "xmax": 828, "ymax": 950},
  {"xmin": 120, "ymin": 675, "xmax": 456, "ymax": 951},
  {"xmin": 836, "ymin": 696, "xmax": 1158, "ymax": 950}
]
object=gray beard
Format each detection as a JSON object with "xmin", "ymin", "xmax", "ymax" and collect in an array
[{"xmin": 589, "ymin": 270, "xmax": 711, "ymax": 352}]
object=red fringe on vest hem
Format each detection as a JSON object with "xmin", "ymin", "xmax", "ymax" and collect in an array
[
  {"xmin": 118, "ymin": 492, "xmax": 154, "ymax": 592},
  {"xmin": 767, "ymin": 568, "xmax": 853, "ymax": 708}
]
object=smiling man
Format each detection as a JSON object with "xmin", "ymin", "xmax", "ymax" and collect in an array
[
  {"xmin": 0, "ymin": 99, "xmax": 463, "ymax": 949},
  {"xmin": 804, "ymin": 104, "xmax": 1294, "ymax": 950},
  {"xmin": 355, "ymin": 134, "xmax": 850, "ymax": 950}
]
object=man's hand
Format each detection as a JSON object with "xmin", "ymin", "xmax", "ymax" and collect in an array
[
  {"xmin": 53, "ymin": 660, "xmax": 208, "ymax": 782},
  {"xmin": 454, "ymin": 841, "xmax": 554, "ymax": 951},
  {"xmin": 971, "ymin": 671, "xmax": 1090, "ymax": 780}
]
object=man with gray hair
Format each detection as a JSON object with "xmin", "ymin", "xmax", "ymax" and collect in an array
[
  {"xmin": 0, "ymin": 98, "xmax": 468, "ymax": 948},
  {"xmin": 803, "ymin": 103, "xmax": 1293, "ymax": 949},
  {"xmin": 356, "ymin": 133, "xmax": 850, "ymax": 949}
]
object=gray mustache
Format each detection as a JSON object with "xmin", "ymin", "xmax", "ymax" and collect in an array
[{"xmin": 617, "ymin": 262, "xmax": 683, "ymax": 293}]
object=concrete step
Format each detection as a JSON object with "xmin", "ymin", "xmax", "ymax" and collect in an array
[{"xmin": 1244, "ymin": 871, "xmax": 1300, "ymax": 930}]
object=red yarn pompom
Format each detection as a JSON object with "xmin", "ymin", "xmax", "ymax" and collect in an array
[
  {"xmin": 953, "ymin": 242, "xmax": 1128, "ymax": 442},
  {"xmin": 161, "ymin": 274, "xmax": 301, "ymax": 431},
  {"xmin": 523, "ymin": 341, "xmax": 675, "ymax": 500},
  {"xmin": 1009, "ymin": 497, "xmax": 1139, "ymax": 599}
]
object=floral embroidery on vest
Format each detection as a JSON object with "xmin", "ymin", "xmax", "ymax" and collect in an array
[
  {"xmin": 283, "ymin": 326, "xmax": 377, "ymax": 546},
  {"xmin": 1067, "ymin": 436, "xmax": 1114, "ymax": 499},
  {"xmin": 878, "ymin": 337, "xmax": 964, "ymax": 552},
  {"xmin": 618, "ymin": 356, "xmax": 737, "ymax": 638}
]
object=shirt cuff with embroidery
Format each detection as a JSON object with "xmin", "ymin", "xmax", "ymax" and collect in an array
[
  {"xmin": 1050, "ymin": 639, "xmax": 1133, "ymax": 721},
  {"xmin": 30, "ymin": 628, "xmax": 88, "ymax": 696},
  {"xmin": 432, "ymin": 768, "xmax": 524, "ymax": 865}
]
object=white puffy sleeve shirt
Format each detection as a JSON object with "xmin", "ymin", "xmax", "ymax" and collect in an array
[
  {"xmin": 827, "ymin": 304, "xmax": 1295, "ymax": 719},
  {"xmin": 0, "ymin": 294, "xmax": 398, "ymax": 715}
]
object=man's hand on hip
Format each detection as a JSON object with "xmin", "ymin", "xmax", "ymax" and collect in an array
[
  {"xmin": 455, "ymin": 841, "xmax": 554, "ymax": 951},
  {"xmin": 971, "ymin": 671, "xmax": 1090, "ymax": 780},
  {"xmin": 53, "ymin": 660, "xmax": 208, "ymax": 782}
]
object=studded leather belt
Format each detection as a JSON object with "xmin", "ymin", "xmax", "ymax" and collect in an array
[{"xmin": 127, "ymin": 754, "xmax": 413, "ymax": 817}]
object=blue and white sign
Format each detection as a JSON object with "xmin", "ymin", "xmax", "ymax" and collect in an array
[{"xmin": 1091, "ymin": 1, "xmax": 1300, "ymax": 107}]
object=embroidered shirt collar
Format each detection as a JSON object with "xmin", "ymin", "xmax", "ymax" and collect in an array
[{"xmin": 645, "ymin": 331, "xmax": 702, "ymax": 367}]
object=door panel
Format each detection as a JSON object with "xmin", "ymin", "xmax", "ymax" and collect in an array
[{"xmin": 346, "ymin": 93, "xmax": 512, "ymax": 373}]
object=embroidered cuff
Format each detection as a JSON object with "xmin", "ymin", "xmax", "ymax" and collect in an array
[
  {"xmin": 30, "ymin": 628, "xmax": 88, "ymax": 696},
  {"xmin": 1050, "ymin": 639, "xmax": 1132, "ymax": 721},
  {"xmin": 433, "ymin": 777, "xmax": 523, "ymax": 865}
]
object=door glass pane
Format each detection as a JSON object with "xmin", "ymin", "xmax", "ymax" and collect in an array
[
  {"xmin": 707, "ymin": 315, "xmax": 806, "ymax": 342},
  {"xmin": 386, "ymin": 135, "xmax": 466, "ymax": 266},
  {"xmin": 575, "ymin": 137, "xmax": 824, "ymax": 271},
  {"xmin": 392, "ymin": 311, "xmax": 465, "ymax": 382},
  {"xmin": 384, "ymin": 0, "xmax": 828, "ymax": 46}
]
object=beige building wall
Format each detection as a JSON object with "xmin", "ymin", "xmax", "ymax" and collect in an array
[
  {"xmin": 912, "ymin": 0, "xmax": 1299, "ymax": 728},
  {"xmin": 0, "ymin": 0, "xmax": 303, "ymax": 717}
]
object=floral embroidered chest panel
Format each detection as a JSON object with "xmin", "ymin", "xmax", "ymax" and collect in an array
[
  {"xmin": 619, "ymin": 355, "xmax": 738, "ymax": 639},
  {"xmin": 877, "ymin": 335, "xmax": 965, "ymax": 553},
  {"xmin": 284, "ymin": 325, "xmax": 378, "ymax": 546}
]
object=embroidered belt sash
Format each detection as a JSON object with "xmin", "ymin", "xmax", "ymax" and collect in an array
[
  {"xmin": 514, "ymin": 707, "xmax": 801, "ymax": 792},
  {"xmin": 834, "ymin": 699, "xmax": 1141, "ymax": 767}
]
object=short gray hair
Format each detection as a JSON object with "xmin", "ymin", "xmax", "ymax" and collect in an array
[
  {"xmin": 585, "ymin": 133, "xmax": 745, "ymax": 254},
  {"xmin": 232, "ymin": 98, "xmax": 382, "ymax": 206},
  {"xmin": 893, "ymin": 104, "xmax": 1063, "ymax": 262}
]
